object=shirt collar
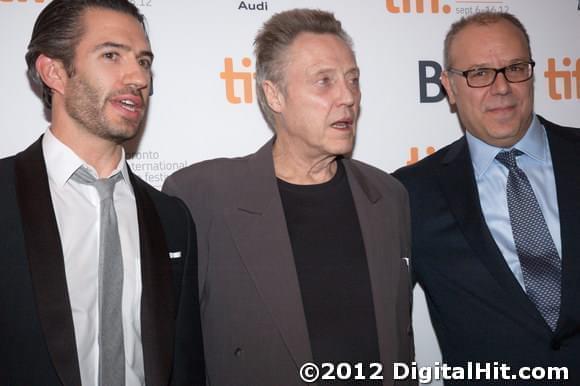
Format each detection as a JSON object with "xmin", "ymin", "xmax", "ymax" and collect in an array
[
  {"xmin": 42, "ymin": 128, "xmax": 132, "ymax": 190},
  {"xmin": 466, "ymin": 114, "xmax": 548, "ymax": 178}
]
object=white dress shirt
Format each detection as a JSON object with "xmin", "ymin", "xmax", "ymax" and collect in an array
[{"xmin": 42, "ymin": 129, "xmax": 145, "ymax": 386}]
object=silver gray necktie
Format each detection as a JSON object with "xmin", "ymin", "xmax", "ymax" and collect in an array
[
  {"xmin": 496, "ymin": 149, "xmax": 561, "ymax": 331},
  {"xmin": 72, "ymin": 166, "xmax": 126, "ymax": 386}
]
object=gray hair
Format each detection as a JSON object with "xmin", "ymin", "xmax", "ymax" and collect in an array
[{"xmin": 253, "ymin": 8, "xmax": 353, "ymax": 130}]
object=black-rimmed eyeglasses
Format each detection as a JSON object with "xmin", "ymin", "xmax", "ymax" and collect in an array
[{"xmin": 447, "ymin": 61, "xmax": 535, "ymax": 88}]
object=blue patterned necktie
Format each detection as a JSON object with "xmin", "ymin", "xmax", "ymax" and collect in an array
[
  {"xmin": 72, "ymin": 166, "xmax": 126, "ymax": 385},
  {"xmin": 495, "ymin": 149, "xmax": 561, "ymax": 331}
]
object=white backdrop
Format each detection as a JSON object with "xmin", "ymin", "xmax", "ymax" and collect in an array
[{"xmin": 1, "ymin": 1, "xmax": 579, "ymax": 383}]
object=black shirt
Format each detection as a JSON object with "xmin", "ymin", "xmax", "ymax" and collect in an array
[{"xmin": 278, "ymin": 160, "xmax": 381, "ymax": 385}]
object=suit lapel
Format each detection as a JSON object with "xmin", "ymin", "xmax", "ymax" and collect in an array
[
  {"xmin": 543, "ymin": 118, "xmax": 580, "ymax": 338},
  {"xmin": 130, "ymin": 173, "xmax": 174, "ymax": 386},
  {"xmin": 436, "ymin": 138, "xmax": 544, "ymax": 323},
  {"xmin": 14, "ymin": 137, "xmax": 82, "ymax": 386},
  {"xmin": 343, "ymin": 160, "xmax": 398, "ymax": 376},
  {"xmin": 223, "ymin": 139, "xmax": 313, "ymax": 370}
]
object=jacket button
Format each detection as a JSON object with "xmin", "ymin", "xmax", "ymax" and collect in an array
[
  {"xmin": 551, "ymin": 341, "xmax": 561, "ymax": 350},
  {"xmin": 234, "ymin": 347, "xmax": 243, "ymax": 357}
]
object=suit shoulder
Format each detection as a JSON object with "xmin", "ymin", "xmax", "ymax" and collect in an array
[
  {"xmin": 0, "ymin": 157, "xmax": 16, "ymax": 209},
  {"xmin": 540, "ymin": 115, "xmax": 580, "ymax": 141},
  {"xmin": 348, "ymin": 158, "xmax": 389, "ymax": 178},
  {"xmin": 393, "ymin": 138, "xmax": 461, "ymax": 184},
  {"xmin": 132, "ymin": 173, "xmax": 191, "ymax": 218},
  {"xmin": 164, "ymin": 155, "xmax": 250, "ymax": 193},
  {"xmin": 348, "ymin": 158, "xmax": 406, "ymax": 196},
  {"xmin": 161, "ymin": 154, "xmax": 256, "ymax": 216},
  {"xmin": 0, "ymin": 155, "xmax": 16, "ymax": 177}
]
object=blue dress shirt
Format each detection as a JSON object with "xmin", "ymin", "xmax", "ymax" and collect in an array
[{"xmin": 466, "ymin": 114, "xmax": 562, "ymax": 290}]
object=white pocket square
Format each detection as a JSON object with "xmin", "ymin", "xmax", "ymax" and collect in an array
[{"xmin": 169, "ymin": 251, "xmax": 182, "ymax": 259}]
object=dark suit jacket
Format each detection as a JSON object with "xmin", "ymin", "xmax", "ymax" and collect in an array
[
  {"xmin": 394, "ymin": 116, "xmax": 580, "ymax": 384},
  {"xmin": 163, "ymin": 138, "xmax": 414, "ymax": 386},
  {"xmin": 0, "ymin": 138, "xmax": 205, "ymax": 386}
]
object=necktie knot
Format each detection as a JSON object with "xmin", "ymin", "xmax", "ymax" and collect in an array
[
  {"xmin": 495, "ymin": 148, "xmax": 523, "ymax": 170},
  {"xmin": 71, "ymin": 166, "xmax": 122, "ymax": 200},
  {"xmin": 94, "ymin": 175, "xmax": 122, "ymax": 200}
]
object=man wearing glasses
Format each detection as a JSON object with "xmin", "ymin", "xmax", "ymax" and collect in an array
[{"xmin": 394, "ymin": 12, "xmax": 580, "ymax": 383}]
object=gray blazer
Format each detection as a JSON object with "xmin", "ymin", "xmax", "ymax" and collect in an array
[{"xmin": 163, "ymin": 139, "xmax": 413, "ymax": 386}]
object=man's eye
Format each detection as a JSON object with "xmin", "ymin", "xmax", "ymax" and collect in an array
[
  {"xmin": 507, "ymin": 64, "xmax": 526, "ymax": 73},
  {"xmin": 139, "ymin": 59, "xmax": 152, "ymax": 70},
  {"xmin": 103, "ymin": 52, "xmax": 119, "ymax": 60},
  {"xmin": 470, "ymin": 69, "xmax": 491, "ymax": 78}
]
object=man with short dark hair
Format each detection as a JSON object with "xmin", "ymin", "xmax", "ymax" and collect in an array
[
  {"xmin": 164, "ymin": 8, "xmax": 413, "ymax": 386},
  {"xmin": 394, "ymin": 12, "xmax": 580, "ymax": 383},
  {"xmin": 0, "ymin": 1, "xmax": 204, "ymax": 385}
]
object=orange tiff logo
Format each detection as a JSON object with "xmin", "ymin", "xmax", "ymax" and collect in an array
[
  {"xmin": 406, "ymin": 146, "xmax": 436, "ymax": 165},
  {"xmin": 544, "ymin": 57, "xmax": 580, "ymax": 100},
  {"xmin": 220, "ymin": 57, "xmax": 255, "ymax": 104},
  {"xmin": 386, "ymin": 0, "xmax": 452, "ymax": 14}
]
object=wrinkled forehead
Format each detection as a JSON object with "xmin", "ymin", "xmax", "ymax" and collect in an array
[{"xmin": 285, "ymin": 32, "xmax": 356, "ymax": 68}]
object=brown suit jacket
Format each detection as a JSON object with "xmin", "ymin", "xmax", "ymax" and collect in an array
[{"xmin": 163, "ymin": 139, "xmax": 413, "ymax": 385}]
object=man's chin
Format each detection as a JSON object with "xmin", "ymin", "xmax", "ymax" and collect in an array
[
  {"xmin": 101, "ymin": 124, "xmax": 141, "ymax": 144},
  {"xmin": 329, "ymin": 144, "xmax": 354, "ymax": 157}
]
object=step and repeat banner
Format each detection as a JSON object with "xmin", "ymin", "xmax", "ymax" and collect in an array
[{"xmin": 1, "ymin": 1, "xmax": 579, "ymax": 383}]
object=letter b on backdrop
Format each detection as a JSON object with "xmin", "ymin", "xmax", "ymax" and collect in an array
[{"xmin": 419, "ymin": 60, "xmax": 445, "ymax": 103}]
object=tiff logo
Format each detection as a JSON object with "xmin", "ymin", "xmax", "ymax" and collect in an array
[
  {"xmin": 407, "ymin": 146, "xmax": 436, "ymax": 165},
  {"xmin": 220, "ymin": 57, "xmax": 255, "ymax": 104},
  {"xmin": 544, "ymin": 58, "xmax": 580, "ymax": 100},
  {"xmin": 386, "ymin": 0, "xmax": 452, "ymax": 14}
]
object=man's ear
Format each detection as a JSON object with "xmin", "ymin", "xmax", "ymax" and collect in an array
[
  {"xmin": 35, "ymin": 54, "xmax": 68, "ymax": 96},
  {"xmin": 440, "ymin": 70, "xmax": 456, "ymax": 105},
  {"xmin": 262, "ymin": 80, "xmax": 283, "ymax": 113}
]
